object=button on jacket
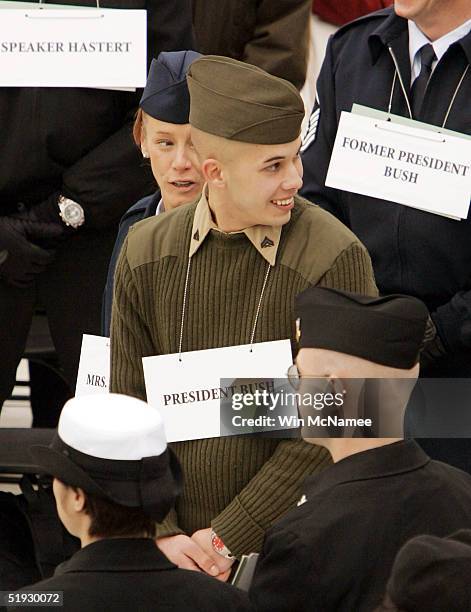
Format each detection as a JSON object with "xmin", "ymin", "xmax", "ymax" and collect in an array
[
  {"xmin": 301, "ymin": 8, "xmax": 471, "ymax": 376},
  {"xmin": 13, "ymin": 538, "xmax": 253, "ymax": 612},
  {"xmin": 250, "ymin": 440, "xmax": 471, "ymax": 612}
]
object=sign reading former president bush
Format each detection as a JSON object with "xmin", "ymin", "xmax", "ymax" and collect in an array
[
  {"xmin": 326, "ymin": 111, "xmax": 471, "ymax": 220},
  {"xmin": 0, "ymin": 4, "xmax": 146, "ymax": 87}
]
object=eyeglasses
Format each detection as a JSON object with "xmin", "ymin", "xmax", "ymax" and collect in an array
[
  {"xmin": 286, "ymin": 364, "xmax": 335, "ymax": 394},
  {"xmin": 287, "ymin": 363, "xmax": 301, "ymax": 390}
]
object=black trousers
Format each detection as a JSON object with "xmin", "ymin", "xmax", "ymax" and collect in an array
[{"xmin": 0, "ymin": 226, "xmax": 117, "ymax": 409}]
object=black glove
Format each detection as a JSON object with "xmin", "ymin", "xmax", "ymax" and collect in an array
[
  {"xmin": 420, "ymin": 315, "xmax": 447, "ymax": 371},
  {"xmin": 11, "ymin": 194, "xmax": 72, "ymax": 246},
  {"xmin": 0, "ymin": 216, "xmax": 57, "ymax": 288}
]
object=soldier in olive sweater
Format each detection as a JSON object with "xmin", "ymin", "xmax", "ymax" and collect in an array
[{"xmin": 110, "ymin": 56, "xmax": 377, "ymax": 580}]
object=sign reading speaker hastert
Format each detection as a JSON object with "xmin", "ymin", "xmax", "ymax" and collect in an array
[{"xmin": 0, "ymin": 5, "xmax": 146, "ymax": 87}]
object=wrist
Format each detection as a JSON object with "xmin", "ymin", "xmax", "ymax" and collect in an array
[
  {"xmin": 210, "ymin": 529, "xmax": 233, "ymax": 559},
  {"xmin": 58, "ymin": 195, "xmax": 85, "ymax": 229}
]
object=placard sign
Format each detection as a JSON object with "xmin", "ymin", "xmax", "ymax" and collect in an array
[
  {"xmin": 143, "ymin": 340, "xmax": 294, "ymax": 442},
  {"xmin": 0, "ymin": 6, "xmax": 146, "ymax": 87},
  {"xmin": 76, "ymin": 334, "xmax": 110, "ymax": 397},
  {"xmin": 326, "ymin": 111, "xmax": 471, "ymax": 220}
]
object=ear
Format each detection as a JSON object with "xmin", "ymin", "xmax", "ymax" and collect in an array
[
  {"xmin": 201, "ymin": 158, "xmax": 225, "ymax": 188},
  {"xmin": 71, "ymin": 487, "xmax": 87, "ymax": 513},
  {"xmin": 328, "ymin": 375, "xmax": 347, "ymax": 399},
  {"xmin": 139, "ymin": 121, "xmax": 149, "ymax": 158}
]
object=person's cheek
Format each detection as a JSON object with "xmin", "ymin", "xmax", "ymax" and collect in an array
[{"xmin": 296, "ymin": 157, "xmax": 304, "ymax": 179}]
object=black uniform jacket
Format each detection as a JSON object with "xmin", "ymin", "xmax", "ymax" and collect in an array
[
  {"xmin": 101, "ymin": 191, "xmax": 159, "ymax": 335},
  {"xmin": 300, "ymin": 8, "xmax": 471, "ymax": 376},
  {"xmin": 0, "ymin": 0, "xmax": 192, "ymax": 230},
  {"xmin": 249, "ymin": 440, "xmax": 471, "ymax": 612},
  {"xmin": 14, "ymin": 538, "xmax": 253, "ymax": 612}
]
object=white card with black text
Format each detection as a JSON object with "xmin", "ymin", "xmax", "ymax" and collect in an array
[
  {"xmin": 143, "ymin": 340, "xmax": 293, "ymax": 442},
  {"xmin": 0, "ymin": 5, "xmax": 146, "ymax": 87},
  {"xmin": 326, "ymin": 111, "xmax": 471, "ymax": 220},
  {"xmin": 76, "ymin": 334, "xmax": 110, "ymax": 397}
]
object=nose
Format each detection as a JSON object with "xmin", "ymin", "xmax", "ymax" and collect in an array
[
  {"xmin": 282, "ymin": 161, "xmax": 303, "ymax": 192},
  {"xmin": 172, "ymin": 145, "xmax": 192, "ymax": 171}
]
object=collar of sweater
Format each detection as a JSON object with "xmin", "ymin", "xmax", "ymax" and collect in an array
[{"xmin": 189, "ymin": 188, "xmax": 282, "ymax": 266}]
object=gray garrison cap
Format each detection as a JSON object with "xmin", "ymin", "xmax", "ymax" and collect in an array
[{"xmin": 187, "ymin": 55, "xmax": 304, "ymax": 144}]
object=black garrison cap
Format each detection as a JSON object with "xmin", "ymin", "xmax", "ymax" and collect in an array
[
  {"xmin": 295, "ymin": 288, "xmax": 429, "ymax": 368},
  {"xmin": 387, "ymin": 530, "xmax": 471, "ymax": 611}
]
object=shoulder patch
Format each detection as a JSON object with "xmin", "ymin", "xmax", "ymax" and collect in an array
[
  {"xmin": 126, "ymin": 202, "xmax": 196, "ymax": 269},
  {"xmin": 281, "ymin": 196, "xmax": 365, "ymax": 285},
  {"xmin": 301, "ymin": 102, "xmax": 320, "ymax": 153}
]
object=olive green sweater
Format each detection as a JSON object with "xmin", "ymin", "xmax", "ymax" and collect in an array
[{"xmin": 110, "ymin": 197, "xmax": 377, "ymax": 555}]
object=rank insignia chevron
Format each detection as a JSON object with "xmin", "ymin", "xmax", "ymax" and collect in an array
[{"xmin": 261, "ymin": 236, "xmax": 275, "ymax": 248}]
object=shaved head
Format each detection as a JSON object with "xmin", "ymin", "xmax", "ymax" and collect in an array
[{"xmin": 191, "ymin": 126, "xmax": 249, "ymax": 165}]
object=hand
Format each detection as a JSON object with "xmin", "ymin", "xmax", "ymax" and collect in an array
[
  {"xmin": 191, "ymin": 528, "xmax": 235, "ymax": 581},
  {"xmin": 0, "ymin": 216, "xmax": 55, "ymax": 288},
  {"xmin": 156, "ymin": 534, "xmax": 221, "ymax": 577},
  {"xmin": 11, "ymin": 194, "xmax": 68, "ymax": 244}
]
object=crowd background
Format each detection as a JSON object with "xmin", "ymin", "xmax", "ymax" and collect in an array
[{"xmin": 1, "ymin": 1, "xmax": 471, "ymax": 609}]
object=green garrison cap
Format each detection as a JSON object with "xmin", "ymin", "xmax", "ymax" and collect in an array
[{"xmin": 187, "ymin": 55, "xmax": 304, "ymax": 144}]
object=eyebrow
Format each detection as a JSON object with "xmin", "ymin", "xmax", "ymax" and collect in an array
[
  {"xmin": 263, "ymin": 155, "xmax": 285, "ymax": 164},
  {"xmin": 263, "ymin": 147, "xmax": 301, "ymax": 164},
  {"xmin": 152, "ymin": 131, "xmax": 173, "ymax": 137}
]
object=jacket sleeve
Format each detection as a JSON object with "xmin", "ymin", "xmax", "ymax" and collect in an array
[
  {"xmin": 61, "ymin": 120, "xmax": 155, "ymax": 229},
  {"xmin": 211, "ymin": 442, "xmax": 330, "ymax": 555},
  {"xmin": 317, "ymin": 241, "xmax": 378, "ymax": 296},
  {"xmin": 242, "ymin": 0, "xmax": 311, "ymax": 89},
  {"xmin": 431, "ymin": 290, "xmax": 471, "ymax": 357},
  {"xmin": 110, "ymin": 238, "xmax": 184, "ymax": 536},
  {"xmin": 102, "ymin": 210, "xmax": 146, "ymax": 336},
  {"xmin": 300, "ymin": 37, "xmax": 350, "ymax": 225},
  {"xmin": 110, "ymin": 237, "xmax": 154, "ymax": 401},
  {"xmin": 60, "ymin": 0, "xmax": 194, "ymax": 229},
  {"xmin": 249, "ymin": 529, "xmax": 318, "ymax": 612}
]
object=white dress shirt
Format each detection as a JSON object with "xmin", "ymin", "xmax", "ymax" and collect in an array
[{"xmin": 408, "ymin": 17, "xmax": 471, "ymax": 84}]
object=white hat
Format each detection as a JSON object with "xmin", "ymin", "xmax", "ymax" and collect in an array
[{"xmin": 31, "ymin": 394, "xmax": 182, "ymax": 521}]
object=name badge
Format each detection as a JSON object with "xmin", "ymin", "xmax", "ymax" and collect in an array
[
  {"xmin": 326, "ymin": 111, "xmax": 471, "ymax": 220},
  {"xmin": 76, "ymin": 334, "xmax": 110, "ymax": 396},
  {"xmin": 0, "ymin": 4, "xmax": 146, "ymax": 88},
  {"xmin": 143, "ymin": 340, "xmax": 294, "ymax": 442}
]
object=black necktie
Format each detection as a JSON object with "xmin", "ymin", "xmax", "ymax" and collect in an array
[{"xmin": 411, "ymin": 43, "xmax": 437, "ymax": 118}]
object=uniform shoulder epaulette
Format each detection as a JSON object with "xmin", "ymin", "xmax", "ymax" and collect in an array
[
  {"xmin": 332, "ymin": 7, "xmax": 392, "ymax": 39},
  {"xmin": 126, "ymin": 200, "xmax": 197, "ymax": 269},
  {"xmin": 281, "ymin": 196, "xmax": 367, "ymax": 285}
]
